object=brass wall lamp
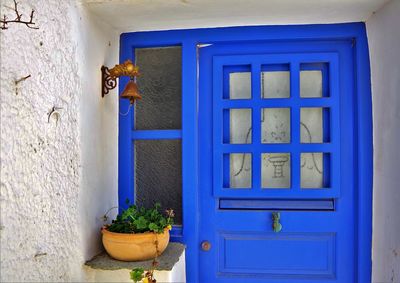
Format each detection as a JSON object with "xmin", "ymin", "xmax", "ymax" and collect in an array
[{"xmin": 101, "ymin": 60, "xmax": 142, "ymax": 104}]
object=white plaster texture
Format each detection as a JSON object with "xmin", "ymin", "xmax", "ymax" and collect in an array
[
  {"xmin": 73, "ymin": 2, "xmax": 119, "ymax": 263},
  {"xmin": 366, "ymin": 0, "xmax": 400, "ymax": 282},
  {"xmin": 0, "ymin": 1, "xmax": 83, "ymax": 281},
  {"xmin": 0, "ymin": 0, "xmax": 119, "ymax": 281},
  {"xmin": 84, "ymin": 0, "xmax": 390, "ymax": 32}
]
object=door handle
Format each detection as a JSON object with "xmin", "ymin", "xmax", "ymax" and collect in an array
[
  {"xmin": 272, "ymin": 212, "xmax": 282, "ymax": 233},
  {"xmin": 201, "ymin": 241, "xmax": 211, "ymax": 251}
]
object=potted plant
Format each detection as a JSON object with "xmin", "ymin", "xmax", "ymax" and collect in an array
[{"xmin": 101, "ymin": 202, "xmax": 174, "ymax": 262}]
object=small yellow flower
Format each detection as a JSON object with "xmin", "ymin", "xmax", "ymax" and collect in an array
[
  {"xmin": 167, "ymin": 225, "xmax": 172, "ymax": 231},
  {"xmin": 143, "ymin": 278, "xmax": 149, "ymax": 283}
]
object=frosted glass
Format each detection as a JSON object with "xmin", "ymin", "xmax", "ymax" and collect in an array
[
  {"xmin": 229, "ymin": 72, "xmax": 251, "ymax": 99},
  {"xmin": 301, "ymin": 153, "xmax": 323, "ymax": 188},
  {"xmin": 261, "ymin": 71, "xmax": 290, "ymax": 98},
  {"xmin": 262, "ymin": 153, "xmax": 291, "ymax": 188},
  {"xmin": 301, "ymin": 108, "xmax": 323, "ymax": 143},
  {"xmin": 230, "ymin": 153, "xmax": 252, "ymax": 188},
  {"xmin": 300, "ymin": 70, "xmax": 322, "ymax": 98},
  {"xmin": 135, "ymin": 47, "xmax": 182, "ymax": 130},
  {"xmin": 230, "ymin": 109, "xmax": 252, "ymax": 144},
  {"xmin": 135, "ymin": 140, "xmax": 182, "ymax": 224},
  {"xmin": 262, "ymin": 108, "xmax": 290, "ymax": 143}
]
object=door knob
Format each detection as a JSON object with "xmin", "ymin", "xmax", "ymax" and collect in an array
[
  {"xmin": 201, "ymin": 241, "xmax": 211, "ymax": 251},
  {"xmin": 272, "ymin": 212, "xmax": 282, "ymax": 233}
]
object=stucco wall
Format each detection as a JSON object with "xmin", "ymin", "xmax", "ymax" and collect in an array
[
  {"xmin": 73, "ymin": 3, "xmax": 119, "ymax": 263},
  {"xmin": 366, "ymin": 0, "xmax": 400, "ymax": 282},
  {"xmin": 0, "ymin": 0, "xmax": 118, "ymax": 281}
]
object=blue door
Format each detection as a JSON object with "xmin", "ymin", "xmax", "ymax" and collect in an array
[{"xmin": 198, "ymin": 40, "xmax": 355, "ymax": 282}]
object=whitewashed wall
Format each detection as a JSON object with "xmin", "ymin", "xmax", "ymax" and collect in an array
[
  {"xmin": 366, "ymin": 1, "xmax": 400, "ymax": 282},
  {"xmin": 73, "ymin": 2, "xmax": 119, "ymax": 263},
  {"xmin": 0, "ymin": 0, "xmax": 118, "ymax": 281}
]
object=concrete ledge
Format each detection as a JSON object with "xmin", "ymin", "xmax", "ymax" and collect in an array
[{"xmin": 84, "ymin": 243, "xmax": 186, "ymax": 282}]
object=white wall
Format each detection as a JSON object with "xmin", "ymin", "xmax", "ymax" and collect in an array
[
  {"xmin": 366, "ymin": 0, "xmax": 400, "ymax": 282},
  {"xmin": 0, "ymin": 0, "xmax": 119, "ymax": 281},
  {"xmin": 73, "ymin": 3, "xmax": 119, "ymax": 263},
  {"xmin": 84, "ymin": 0, "xmax": 388, "ymax": 32}
]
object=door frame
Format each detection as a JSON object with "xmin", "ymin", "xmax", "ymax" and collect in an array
[{"xmin": 118, "ymin": 23, "xmax": 373, "ymax": 283}]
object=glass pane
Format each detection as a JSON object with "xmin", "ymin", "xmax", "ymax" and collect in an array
[
  {"xmin": 301, "ymin": 152, "xmax": 330, "ymax": 189},
  {"xmin": 262, "ymin": 108, "xmax": 290, "ymax": 143},
  {"xmin": 301, "ymin": 108, "xmax": 323, "ymax": 143},
  {"xmin": 300, "ymin": 70, "xmax": 322, "ymax": 98},
  {"xmin": 262, "ymin": 153, "xmax": 291, "ymax": 188},
  {"xmin": 135, "ymin": 140, "xmax": 182, "ymax": 224},
  {"xmin": 135, "ymin": 47, "xmax": 182, "ymax": 130},
  {"xmin": 261, "ymin": 70, "xmax": 290, "ymax": 98},
  {"xmin": 229, "ymin": 72, "xmax": 251, "ymax": 99},
  {"xmin": 229, "ymin": 153, "xmax": 252, "ymax": 188},
  {"xmin": 229, "ymin": 109, "xmax": 252, "ymax": 144}
]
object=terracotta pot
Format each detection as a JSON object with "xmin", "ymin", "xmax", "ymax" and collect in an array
[{"xmin": 101, "ymin": 228, "xmax": 170, "ymax": 261}]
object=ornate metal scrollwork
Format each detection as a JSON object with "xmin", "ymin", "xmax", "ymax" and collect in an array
[
  {"xmin": 101, "ymin": 66, "xmax": 117, "ymax": 97},
  {"xmin": 101, "ymin": 60, "xmax": 140, "ymax": 97}
]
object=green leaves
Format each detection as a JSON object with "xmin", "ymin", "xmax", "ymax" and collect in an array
[
  {"xmin": 107, "ymin": 202, "xmax": 174, "ymax": 234},
  {"xmin": 130, "ymin": 268, "xmax": 144, "ymax": 283},
  {"xmin": 134, "ymin": 216, "xmax": 148, "ymax": 230},
  {"xmin": 148, "ymin": 222, "xmax": 159, "ymax": 232}
]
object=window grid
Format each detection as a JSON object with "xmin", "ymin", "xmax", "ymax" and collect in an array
[
  {"xmin": 217, "ymin": 58, "xmax": 336, "ymax": 194},
  {"xmin": 131, "ymin": 46, "xmax": 184, "ymax": 226}
]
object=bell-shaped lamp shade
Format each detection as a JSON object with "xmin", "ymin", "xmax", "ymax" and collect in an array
[{"xmin": 120, "ymin": 80, "xmax": 142, "ymax": 104}]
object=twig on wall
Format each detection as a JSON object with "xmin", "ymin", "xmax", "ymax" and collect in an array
[
  {"xmin": 15, "ymin": 74, "xmax": 31, "ymax": 85},
  {"xmin": 34, "ymin": 252, "xmax": 47, "ymax": 258},
  {"xmin": 0, "ymin": 0, "xmax": 39, "ymax": 30},
  {"xmin": 14, "ymin": 74, "xmax": 31, "ymax": 95}
]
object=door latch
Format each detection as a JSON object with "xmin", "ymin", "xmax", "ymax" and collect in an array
[{"xmin": 272, "ymin": 212, "xmax": 282, "ymax": 233}]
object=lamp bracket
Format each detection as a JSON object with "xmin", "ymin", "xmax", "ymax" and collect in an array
[
  {"xmin": 101, "ymin": 66, "xmax": 117, "ymax": 97},
  {"xmin": 101, "ymin": 60, "xmax": 140, "ymax": 97}
]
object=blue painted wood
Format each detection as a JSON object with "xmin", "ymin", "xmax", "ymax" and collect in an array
[
  {"xmin": 219, "ymin": 232, "xmax": 335, "ymax": 277},
  {"xmin": 221, "ymin": 98, "xmax": 334, "ymax": 108},
  {"xmin": 251, "ymin": 63, "xmax": 262, "ymax": 191},
  {"xmin": 120, "ymin": 23, "xmax": 367, "ymax": 48},
  {"xmin": 131, "ymin": 129, "xmax": 182, "ymax": 140},
  {"xmin": 120, "ymin": 22, "xmax": 372, "ymax": 283},
  {"xmin": 180, "ymin": 40, "xmax": 199, "ymax": 282},
  {"xmin": 118, "ymin": 42, "xmax": 134, "ymax": 212},
  {"xmin": 169, "ymin": 225, "xmax": 183, "ymax": 242},
  {"xmin": 354, "ymin": 26, "xmax": 373, "ymax": 283},
  {"xmin": 291, "ymin": 62, "xmax": 301, "ymax": 191},
  {"xmin": 219, "ymin": 199, "xmax": 334, "ymax": 210},
  {"xmin": 199, "ymin": 39, "xmax": 355, "ymax": 282}
]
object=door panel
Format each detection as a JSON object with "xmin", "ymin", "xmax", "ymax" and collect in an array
[
  {"xmin": 199, "ymin": 40, "xmax": 354, "ymax": 283},
  {"xmin": 219, "ymin": 232, "xmax": 335, "ymax": 277}
]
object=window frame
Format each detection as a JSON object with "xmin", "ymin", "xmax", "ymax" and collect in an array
[{"xmin": 213, "ymin": 53, "xmax": 340, "ymax": 198}]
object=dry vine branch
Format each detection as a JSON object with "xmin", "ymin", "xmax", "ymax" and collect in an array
[
  {"xmin": 15, "ymin": 74, "xmax": 31, "ymax": 84},
  {"xmin": 0, "ymin": 0, "xmax": 39, "ymax": 30},
  {"xmin": 14, "ymin": 74, "xmax": 31, "ymax": 95}
]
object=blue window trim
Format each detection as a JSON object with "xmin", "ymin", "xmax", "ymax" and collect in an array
[
  {"xmin": 213, "ymin": 52, "xmax": 340, "ymax": 198},
  {"xmin": 118, "ymin": 23, "xmax": 372, "ymax": 283},
  {"xmin": 131, "ymin": 130, "xmax": 182, "ymax": 140}
]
